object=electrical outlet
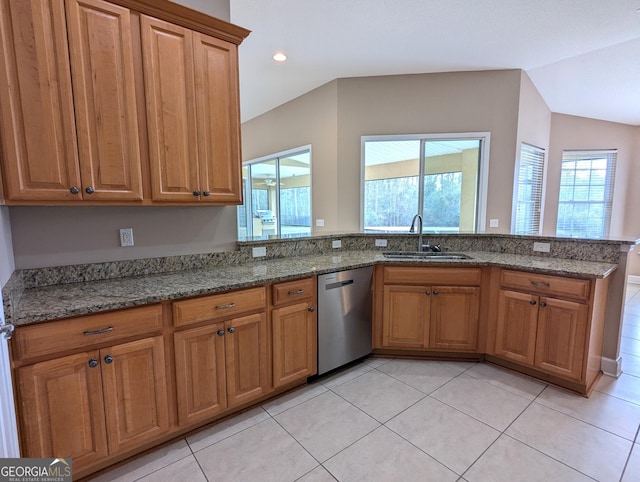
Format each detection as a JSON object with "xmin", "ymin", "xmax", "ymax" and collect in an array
[
  {"xmin": 533, "ymin": 242, "xmax": 550, "ymax": 253},
  {"xmin": 316, "ymin": 219, "xmax": 325, "ymax": 227},
  {"xmin": 332, "ymin": 239, "xmax": 342, "ymax": 249},
  {"xmin": 489, "ymin": 219, "xmax": 499, "ymax": 228},
  {"xmin": 119, "ymin": 228, "xmax": 134, "ymax": 247},
  {"xmin": 252, "ymin": 246, "xmax": 266, "ymax": 257},
  {"xmin": 375, "ymin": 239, "xmax": 388, "ymax": 247}
]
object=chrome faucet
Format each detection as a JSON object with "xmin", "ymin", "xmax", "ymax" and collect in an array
[{"xmin": 409, "ymin": 214, "xmax": 423, "ymax": 251}]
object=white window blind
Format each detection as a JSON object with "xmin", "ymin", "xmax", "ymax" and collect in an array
[
  {"xmin": 556, "ymin": 149, "xmax": 617, "ymax": 239},
  {"xmin": 513, "ymin": 143, "xmax": 545, "ymax": 235}
]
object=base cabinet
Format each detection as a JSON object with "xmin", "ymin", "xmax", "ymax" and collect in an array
[{"xmin": 17, "ymin": 335, "xmax": 169, "ymax": 472}]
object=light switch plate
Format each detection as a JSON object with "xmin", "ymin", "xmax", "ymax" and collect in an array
[
  {"xmin": 375, "ymin": 239, "xmax": 388, "ymax": 247},
  {"xmin": 489, "ymin": 219, "xmax": 499, "ymax": 228},
  {"xmin": 316, "ymin": 219, "xmax": 325, "ymax": 227},
  {"xmin": 252, "ymin": 246, "xmax": 266, "ymax": 257},
  {"xmin": 332, "ymin": 240, "xmax": 342, "ymax": 249}
]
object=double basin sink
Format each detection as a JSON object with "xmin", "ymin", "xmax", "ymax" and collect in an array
[{"xmin": 383, "ymin": 251, "xmax": 471, "ymax": 260}]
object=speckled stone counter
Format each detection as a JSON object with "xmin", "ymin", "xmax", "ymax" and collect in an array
[{"xmin": 6, "ymin": 249, "xmax": 617, "ymax": 326}]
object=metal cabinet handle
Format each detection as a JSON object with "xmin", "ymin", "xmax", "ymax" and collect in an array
[
  {"xmin": 530, "ymin": 300, "xmax": 537, "ymax": 305},
  {"xmin": 425, "ymin": 290, "xmax": 431, "ymax": 295},
  {"xmin": 193, "ymin": 190, "xmax": 201, "ymax": 196},
  {"xmin": 203, "ymin": 190, "xmax": 211, "ymax": 197},
  {"xmin": 70, "ymin": 186, "xmax": 79, "ymax": 194},
  {"xmin": 531, "ymin": 281, "xmax": 550, "ymax": 287},
  {"xmin": 307, "ymin": 306, "xmax": 315, "ymax": 312},
  {"xmin": 227, "ymin": 327, "xmax": 235, "ymax": 333},
  {"xmin": 539, "ymin": 301, "xmax": 547, "ymax": 307},
  {"xmin": 433, "ymin": 290, "xmax": 439, "ymax": 295},
  {"xmin": 88, "ymin": 358, "xmax": 99, "ymax": 368},
  {"xmin": 85, "ymin": 186, "xmax": 95, "ymax": 194},
  {"xmin": 288, "ymin": 289, "xmax": 304, "ymax": 295},
  {"xmin": 215, "ymin": 303, "xmax": 235, "ymax": 310},
  {"xmin": 104, "ymin": 355, "xmax": 113, "ymax": 364},
  {"xmin": 83, "ymin": 326, "xmax": 113, "ymax": 335},
  {"xmin": 217, "ymin": 329, "xmax": 225, "ymax": 336}
]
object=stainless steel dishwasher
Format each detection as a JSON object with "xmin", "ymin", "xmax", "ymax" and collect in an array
[{"xmin": 317, "ymin": 266, "xmax": 373, "ymax": 375}]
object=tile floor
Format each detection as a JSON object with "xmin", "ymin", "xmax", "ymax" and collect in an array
[{"xmin": 90, "ymin": 284, "xmax": 640, "ymax": 482}]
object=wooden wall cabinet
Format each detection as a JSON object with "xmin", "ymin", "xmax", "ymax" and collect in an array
[
  {"xmin": 271, "ymin": 277, "xmax": 317, "ymax": 387},
  {"xmin": 172, "ymin": 287, "xmax": 269, "ymax": 426},
  {"xmin": 377, "ymin": 266, "xmax": 481, "ymax": 352},
  {"xmin": 491, "ymin": 269, "xmax": 607, "ymax": 391},
  {"xmin": 13, "ymin": 305, "xmax": 168, "ymax": 475}
]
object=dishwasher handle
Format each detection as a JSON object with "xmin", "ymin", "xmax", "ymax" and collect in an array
[{"xmin": 325, "ymin": 279, "xmax": 354, "ymax": 290}]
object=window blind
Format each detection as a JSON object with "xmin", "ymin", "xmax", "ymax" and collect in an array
[
  {"xmin": 513, "ymin": 143, "xmax": 545, "ymax": 235},
  {"xmin": 556, "ymin": 149, "xmax": 617, "ymax": 239}
]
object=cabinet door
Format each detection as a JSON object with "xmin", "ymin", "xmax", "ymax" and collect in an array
[
  {"xmin": 534, "ymin": 297, "xmax": 588, "ymax": 380},
  {"xmin": 494, "ymin": 289, "xmax": 538, "ymax": 365},
  {"xmin": 65, "ymin": 0, "xmax": 143, "ymax": 200},
  {"xmin": 193, "ymin": 32, "xmax": 242, "ymax": 204},
  {"xmin": 430, "ymin": 286, "xmax": 479, "ymax": 351},
  {"xmin": 382, "ymin": 285, "xmax": 430, "ymax": 349},
  {"xmin": 0, "ymin": 0, "xmax": 81, "ymax": 201},
  {"xmin": 17, "ymin": 352, "xmax": 107, "ymax": 470},
  {"xmin": 174, "ymin": 323, "xmax": 227, "ymax": 426},
  {"xmin": 272, "ymin": 301, "xmax": 317, "ymax": 387},
  {"xmin": 101, "ymin": 336, "xmax": 169, "ymax": 454},
  {"xmin": 141, "ymin": 15, "xmax": 199, "ymax": 202},
  {"xmin": 225, "ymin": 312, "xmax": 269, "ymax": 407}
]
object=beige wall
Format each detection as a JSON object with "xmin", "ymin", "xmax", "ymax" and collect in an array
[
  {"xmin": 10, "ymin": 206, "xmax": 238, "ymax": 269},
  {"xmin": 544, "ymin": 114, "xmax": 638, "ymax": 238},
  {"xmin": 242, "ymin": 81, "xmax": 339, "ymax": 233},
  {"xmin": 0, "ymin": 207, "xmax": 14, "ymax": 285},
  {"xmin": 628, "ymin": 245, "xmax": 640, "ymax": 277}
]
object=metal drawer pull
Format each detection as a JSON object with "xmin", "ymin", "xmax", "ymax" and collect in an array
[
  {"xmin": 215, "ymin": 303, "xmax": 236, "ymax": 310},
  {"xmin": 530, "ymin": 281, "xmax": 550, "ymax": 287},
  {"xmin": 288, "ymin": 289, "xmax": 304, "ymax": 295},
  {"xmin": 83, "ymin": 326, "xmax": 113, "ymax": 335}
]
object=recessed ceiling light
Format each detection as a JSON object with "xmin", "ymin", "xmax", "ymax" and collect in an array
[{"xmin": 273, "ymin": 52, "xmax": 287, "ymax": 62}]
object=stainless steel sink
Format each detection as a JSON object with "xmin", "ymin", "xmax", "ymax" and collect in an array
[{"xmin": 382, "ymin": 251, "xmax": 471, "ymax": 260}]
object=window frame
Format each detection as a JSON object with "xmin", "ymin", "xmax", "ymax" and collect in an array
[
  {"xmin": 511, "ymin": 142, "xmax": 546, "ymax": 236},
  {"xmin": 359, "ymin": 132, "xmax": 491, "ymax": 233}
]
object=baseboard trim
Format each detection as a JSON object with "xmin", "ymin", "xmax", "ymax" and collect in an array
[
  {"xmin": 628, "ymin": 275, "xmax": 640, "ymax": 285},
  {"xmin": 601, "ymin": 356, "xmax": 622, "ymax": 377}
]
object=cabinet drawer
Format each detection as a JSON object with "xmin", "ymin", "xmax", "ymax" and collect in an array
[
  {"xmin": 272, "ymin": 277, "xmax": 314, "ymax": 306},
  {"xmin": 13, "ymin": 304, "xmax": 163, "ymax": 361},
  {"xmin": 173, "ymin": 286, "xmax": 266, "ymax": 327},
  {"xmin": 383, "ymin": 266, "xmax": 481, "ymax": 286},
  {"xmin": 500, "ymin": 270, "xmax": 591, "ymax": 302}
]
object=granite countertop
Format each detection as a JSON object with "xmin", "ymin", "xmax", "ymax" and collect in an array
[{"xmin": 8, "ymin": 250, "xmax": 617, "ymax": 327}]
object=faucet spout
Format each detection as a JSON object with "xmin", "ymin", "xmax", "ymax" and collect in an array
[{"xmin": 409, "ymin": 214, "xmax": 423, "ymax": 251}]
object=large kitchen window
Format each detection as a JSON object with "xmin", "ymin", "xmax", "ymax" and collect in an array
[
  {"xmin": 362, "ymin": 134, "xmax": 489, "ymax": 233},
  {"xmin": 556, "ymin": 149, "xmax": 617, "ymax": 239},
  {"xmin": 512, "ymin": 143, "xmax": 545, "ymax": 235},
  {"xmin": 237, "ymin": 147, "xmax": 311, "ymax": 238}
]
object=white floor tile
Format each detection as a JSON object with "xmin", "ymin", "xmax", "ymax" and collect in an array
[
  {"xmin": 431, "ymin": 374, "xmax": 532, "ymax": 431},
  {"xmin": 319, "ymin": 362, "xmax": 374, "ymax": 389},
  {"xmin": 621, "ymin": 336, "xmax": 640, "ymax": 355},
  {"xmin": 465, "ymin": 362, "xmax": 546, "ymax": 400},
  {"xmin": 274, "ymin": 390, "xmax": 380, "ymax": 462},
  {"xmin": 195, "ymin": 419, "xmax": 317, "ymax": 482},
  {"xmin": 332, "ymin": 370, "xmax": 425, "ymax": 422},
  {"xmin": 465, "ymin": 435, "xmax": 593, "ymax": 482},
  {"xmin": 536, "ymin": 385, "xmax": 640, "ymax": 440},
  {"xmin": 623, "ymin": 322, "xmax": 640, "ymax": 341},
  {"xmin": 377, "ymin": 359, "xmax": 463, "ymax": 394},
  {"xmin": 137, "ymin": 455, "xmax": 206, "ymax": 482},
  {"xmin": 622, "ymin": 443, "xmax": 640, "ymax": 481},
  {"xmin": 296, "ymin": 465, "xmax": 336, "ymax": 482},
  {"xmin": 386, "ymin": 396, "xmax": 500, "ymax": 475},
  {"xmin": 324, "ymin": 426, "xmax": 458, "ymax": 481},
  {"xmin": 186, "ymin": 406, "xmax": 270, "ymax": 452},
  {"xmin": 622, "ymin": 352, "xmax": 640, "ymax": 378},
  {"xmin": 624, "ymin": 313, "xmax": 640, "ymax": 328},
  {"xmin": 362, "ymin": 356, "xmax": 393, "ymax": 368},
  {"xmin": 262, "ymin": 382, "xmax": 328, "ymax": 416},
  {"xmin": 506, "ymin": 402, "xmax": 632, "ymax": 481},
  {"xmin": 595, "ymin": 373, "xmax": 640, "ymax": 405},
  {"xmin": 89, "ymin": 440, "xmax": 191, "ymax": 482}
]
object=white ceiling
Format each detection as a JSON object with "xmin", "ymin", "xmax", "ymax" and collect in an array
[{"xmin": 230, "ymin": 0, "xmax": 640, "ymax": 126}]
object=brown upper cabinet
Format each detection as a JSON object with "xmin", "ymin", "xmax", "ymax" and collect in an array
[{"xmin": 0, "ymin": 0, "xmax": 249, "ymax": 205}]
